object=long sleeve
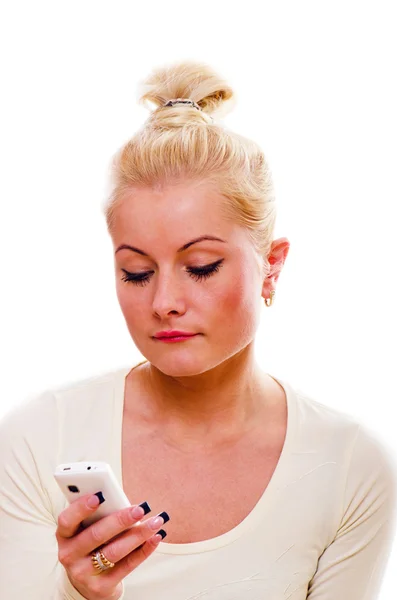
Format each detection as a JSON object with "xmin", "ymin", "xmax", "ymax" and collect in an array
[
  {"xmin": 0, "ymin": 391, "xmax": 97, "ymax": 600},
  {"xmin": 306, "ymin": 424, "xmax": 397, "ymax": 599}
]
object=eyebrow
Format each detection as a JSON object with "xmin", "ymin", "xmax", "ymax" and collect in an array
[{"xmin": 115, "ymin": 235, "xmax": 227, "ymax": 256}]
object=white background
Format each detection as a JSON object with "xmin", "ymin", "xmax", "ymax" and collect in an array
[{"xmin": 1, "ymin": 1, "xmax": 396, "ymax": 596}]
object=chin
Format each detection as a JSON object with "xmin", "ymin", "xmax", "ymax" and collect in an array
[{"xmin": 148, "ymin": 349, "xmax": 212, "ymax": 377}]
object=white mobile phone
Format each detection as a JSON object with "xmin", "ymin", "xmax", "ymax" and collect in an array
[{"xmin": 54, "ymin": 461, "xmax": 132, "ymax": 528}]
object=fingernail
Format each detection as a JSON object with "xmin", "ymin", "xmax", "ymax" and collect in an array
[
  {"xmin": 156, "ymin": 529, "xmax": 167, "ymax": 540},
  {"xmin": 158, "ymin": 511, "xmax": 170, "ymax": 524},
  {"xmin": 130, "ymin": 501, "xmax": 151, "ymax": 520},
  {"xmin": 94, "ymin": 491, "xmax": 105, "ymax": 504},
  {"xmin": 138, "ymin": 501, "xmax": 151, "ymax": 515},
  {"xmin": 87, "ymin": 494, "xmax": 100, "ymax": 508},
  {"xmin": 130, "ymin": 505, "xmax": 145, "ymax": 519},
  {"xmin": 149, "ymin": 511, "xmax": 170, "ymax": 530}
]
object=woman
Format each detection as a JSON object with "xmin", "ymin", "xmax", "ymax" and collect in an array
[{"xmin": 1, "ymin": 60, "xmax": 396, "ymax": 600}]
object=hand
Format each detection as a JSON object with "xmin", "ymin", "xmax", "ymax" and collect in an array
[{"xmin": 56, "ymin": 493, "xmax": 169, "ymax": 600}]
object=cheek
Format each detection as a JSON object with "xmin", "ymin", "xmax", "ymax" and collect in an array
[
  {"xmin": 221, "ymin": 282, "xmax": 245, "ymax": 311},
  {"xmin": 213, "ymin": 272, "xmax": 258, "ymax": 324},
  {"xmin": 229, "ymin": 268, "xmax": 262, "ymax": 332},
  {"xmin": 195, "ymin": 275, "xmax": 244, "ymax": 316},
  {"xmin": 116, "ymin": 283, "xmax": 145, "ymax": 322}
]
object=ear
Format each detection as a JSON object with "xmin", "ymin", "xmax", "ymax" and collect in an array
[{"xmin": 262, "ymin": 237, "xmax": 290, "ymax": 299}]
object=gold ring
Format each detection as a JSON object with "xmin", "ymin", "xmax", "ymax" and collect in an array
[{"xmin": 91, "ymin": 548, "xmax": 115, "ymax": 574}]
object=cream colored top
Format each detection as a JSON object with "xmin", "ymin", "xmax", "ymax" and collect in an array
[{"xmin": 0, "ymin": 361, "xmax": 396, "ymax": 600}]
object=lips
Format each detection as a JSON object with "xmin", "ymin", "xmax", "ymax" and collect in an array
[
  {"xmin": 153, "ymin": 332, "xmax": 200, "ymax": 343},
  {"xmin": 156, "ymin": 335, "xmax": 197, "ymax": 340},
  {"xmin": 154, "ymin": 331, "xmax": 197, "ymax": 339}
]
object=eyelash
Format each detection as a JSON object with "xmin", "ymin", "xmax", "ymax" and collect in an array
[{"xmin": 120, "ymin": 259, "xmax": 224, "ymax": 287}]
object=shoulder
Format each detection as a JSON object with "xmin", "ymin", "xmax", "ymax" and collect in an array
[
  {"xmin": 284, "ymin": 382, "xmax": 397, "ymax": 536},
  {"xmin": 287, "ymin": 381, "xmax": 397, "ymax": 490},
  {"xmin": 336, "ymin": 422, "xmax": 397, "ymax": 542},
  {"xmin": 50, "ymin": 365, "xmax": 127, "ymax": 406},
  {"xmin": 0, "ymin": 365, "xmax": 128, "ymax": 435},
  {"xmin": 51, "ymin": 365, "xmax": 127, "ymax": 396},
  {"xmin": 289, "ymin": 381, "xmax": 366, "ymax": 448}
]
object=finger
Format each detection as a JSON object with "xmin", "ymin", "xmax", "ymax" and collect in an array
[
  {"xmin": 69, "ymin": 503, "xmax": 154, "ymax": 560},
  {"xmin": 95, "ymin": 512, "xmax": 170, "ymax": 566},
  {"xmin": 57, "ymin": 493, "xmax": 101, "ymax": 540},
  {"xmin": 87, "ymin": 532, "xmax": 165, "ymax": 591}
]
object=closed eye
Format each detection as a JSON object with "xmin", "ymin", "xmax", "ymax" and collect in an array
[{"xmin": 121, "ymin": 259, "xmax": 224, "ymax": 287}]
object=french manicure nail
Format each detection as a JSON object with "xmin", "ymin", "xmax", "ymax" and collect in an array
[
  {"xmin": 158, "ymin": 511, "xmax": 170, "ymax": 524},
  {"xmin": 87, "ymin": 494, "xmax": 100, "ymax": 508},
  {"xmin": 94, "ymin": 491, "xmax": 105, "ymax": 504},
  {"xmin": 149, "ymin": 511, "xmax": 170, "ymax": 530},
  {"xmin": 138, "ymin": 501, "xmax": 151, "ymax": 515},
  {"xmin": 156, "ymin": 529, "xmax": 167, "ymax": 540}
]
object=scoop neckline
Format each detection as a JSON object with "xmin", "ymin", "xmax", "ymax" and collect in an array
[{"xmin": 113, "ymin": 360, "xmax": 297, "ymax": 555}]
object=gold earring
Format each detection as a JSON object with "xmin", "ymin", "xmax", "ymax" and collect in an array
[{"xmin": 265, "ymin": 290, "xmax": 275, "ymax": 307}]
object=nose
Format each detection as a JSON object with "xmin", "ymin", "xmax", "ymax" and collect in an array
[{"xmin": 152, "ymin": 271, "xmax": 186, "ymax": 319}]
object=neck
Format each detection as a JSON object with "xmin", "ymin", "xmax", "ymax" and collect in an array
[{"xmin": 133, "ymin": 344, "xmax": 270, "ymax": 447}]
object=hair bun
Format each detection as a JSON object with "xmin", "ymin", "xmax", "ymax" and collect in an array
[{"xmin": 137, "ymin": 60, "xmax": 236, "ymax": 122}]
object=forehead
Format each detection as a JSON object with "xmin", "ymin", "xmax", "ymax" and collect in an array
[{"xmin": 112, "ymin": 181, "xmax": 237, "ymax": 241}]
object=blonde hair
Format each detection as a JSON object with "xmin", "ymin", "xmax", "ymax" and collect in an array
[{"xmin": 102, "ymin": 60, "xmax": 277, "ymax": 277}]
